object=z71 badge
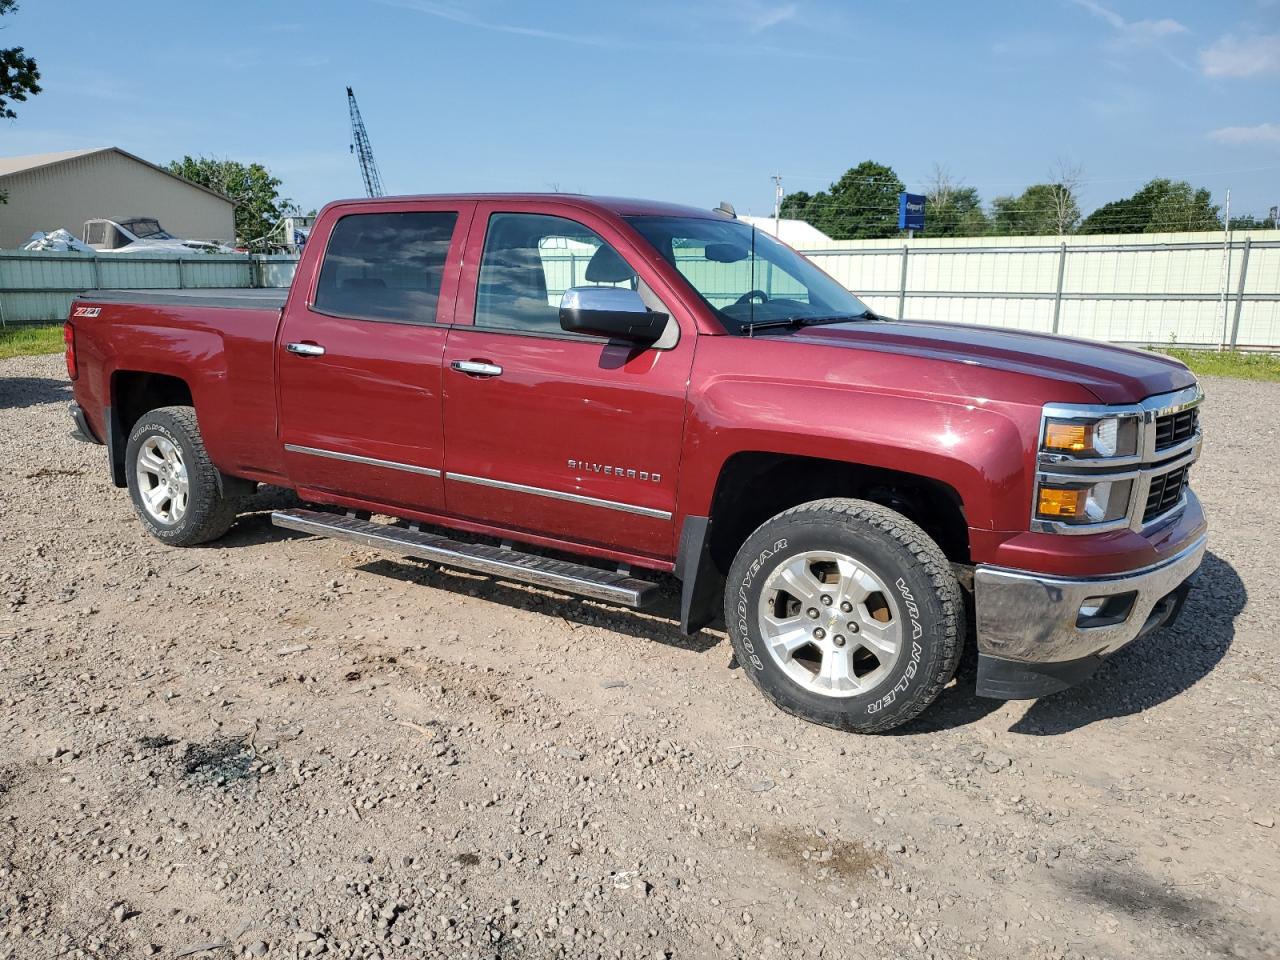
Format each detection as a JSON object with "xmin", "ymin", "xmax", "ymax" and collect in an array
[{"xmin": 72, "ymin": 306, "xmax": 102, "ymax": 318}]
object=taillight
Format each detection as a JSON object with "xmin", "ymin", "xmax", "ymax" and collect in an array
[{"xmin": 64, "ymin": 322, "xmax": 78, "ymax": 380}]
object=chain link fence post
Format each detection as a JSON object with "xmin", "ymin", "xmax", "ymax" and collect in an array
[
  {"xmin": 1051, "ymin": 242, "xmax": 1067, "ymax": 334},
  {"xmin": 897, "ymin": 244, "xmax": 908, "ymax": 319},
  {"xmin": 1229, "ymin": 237, "xmax": 1251, "ymax": 350}
]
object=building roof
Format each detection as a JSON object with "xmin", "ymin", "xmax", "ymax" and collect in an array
[
  {"xmin": 0, "ymin": 146, "xmax": 235, "ymax": 204},
  {"xmin": 740, "ymin": 216, "xmax": 833, "ymax": 247}
]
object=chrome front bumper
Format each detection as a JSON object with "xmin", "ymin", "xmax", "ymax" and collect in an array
[{"xmin": 973, "ymin": 533, "xmax": 1207, "ymax": 698}]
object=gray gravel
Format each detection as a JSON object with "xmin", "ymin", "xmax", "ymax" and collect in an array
[{"xmin": 1, "ymin": 352, "xmax": 1277, "ymax": 960}]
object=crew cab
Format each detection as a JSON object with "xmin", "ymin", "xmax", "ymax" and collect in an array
[{"xmin": 64, "ymin": 194, "xmax": 1207, "ymax": 732}]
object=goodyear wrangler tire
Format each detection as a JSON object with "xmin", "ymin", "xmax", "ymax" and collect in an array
[
  {"xmin": 724, "ymin": 498, "xmax": 963, "ymax": 733},
  {"xmin": 125, "ymin": 406, "xmax": 240, "ymax": 547}
]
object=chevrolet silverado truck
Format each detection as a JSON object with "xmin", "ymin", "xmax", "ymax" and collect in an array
[{"xmin": 63, "ymin": 194, "xmax": 1207, "ymax": 733}]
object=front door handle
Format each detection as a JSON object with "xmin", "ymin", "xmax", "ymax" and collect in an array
[
  {"xmin": 451, "ymin": 359, "xmax": 503, "ymax": 377},
  {"xmin": 286, "ymin": 341, "xmax": 326, "ymax": 357}
]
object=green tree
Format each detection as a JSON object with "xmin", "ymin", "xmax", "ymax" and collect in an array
[
  {"xmin": 0, "ymin": 0, "xmax": 42, "ymax": 204},
  {"xmin": 1229, "ymin": 213, "xmax": 1278, "ymax": 230},
  {"xmin": 1079, "ymin": 179, "xmax": 1221, "ymax": 234},
  {"xmin": 166, "ymin": 156, "xmax": 293, "ymax": 248},
  {"xmin": 0, "ymin": 0, "xmax": 38, "ymax": 120},
  {"xmin": 990, "ymin": 182, "xmax": 1081, "ymax": 236},
  {"xmin": 782, "ymin": 160, "xmax": 906, "ymax": 239},
  {"xmin": 923, "ymin": 171, "xmax": 989, "ymax": 237},
  {"xmin": 778, "ymin": 189, "xmax": 814, "ymax": 221}
]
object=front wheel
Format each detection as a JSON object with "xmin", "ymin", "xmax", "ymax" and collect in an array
[
  {"xmin": 724, "ymin": 498, "xmax": 963, "ymax": 733},
  {"xmin": 125, "ymin": 405, "xmax": 240, "ymax": 546}
]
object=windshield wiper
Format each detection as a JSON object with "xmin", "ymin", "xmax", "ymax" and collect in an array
[{"xmin": 742, "ymin": 309, "xmax": 877, "ymax": 336}]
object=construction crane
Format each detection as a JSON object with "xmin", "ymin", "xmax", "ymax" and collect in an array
[{"xmin": 346, "ymin": 86, "xmax": 385, "ymax": 198}]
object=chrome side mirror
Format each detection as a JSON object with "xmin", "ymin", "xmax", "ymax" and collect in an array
[{"xmin": 559, "ymin": 287, "xmax": 668, "ymax": 344}]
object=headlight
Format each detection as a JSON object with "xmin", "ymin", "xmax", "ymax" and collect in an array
[
  {"xmin": 1035, "ymin": 478, "xmax": 1133, "ymax": 524},
  {"xmin": 1041, "ymin": 416, "xmax": 1137, "ymax": 459}
]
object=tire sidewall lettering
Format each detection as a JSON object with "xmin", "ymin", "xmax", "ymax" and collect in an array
[
  {"xmin": 865, "ymin": 576, "xmax": 925, "ymax": 715},
  {"xmin": 735, "ymin": 538, "xmax": 787, "ymax": 673},
  {"xmin": 131, "ymin": 420, "xmax": 191, "ymax": 540}
]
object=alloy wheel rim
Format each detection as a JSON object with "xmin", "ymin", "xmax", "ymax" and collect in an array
[
  {"xmin": 757, "ymin": 549, "xmax": 903, "ymax": 698},
  {"xmin": 135, "ymin": 436, "xmax": 189, "ymax": 524}
]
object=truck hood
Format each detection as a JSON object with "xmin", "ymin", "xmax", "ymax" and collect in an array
[{"xmin": 784, "ymin": 319, "xmax": 1196, "ymax": 404}]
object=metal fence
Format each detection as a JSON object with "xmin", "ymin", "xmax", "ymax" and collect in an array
[
  {"xmin": 3, "ymin": 233, "xmax": 1278, "ymax": 350},
  {"xmin": 799, "ymin": 232, "xmax": 1280, "ymax": 350},
  {"xmin": 0, "ymin": 251, "xmax": 298, "ymax": 326}
]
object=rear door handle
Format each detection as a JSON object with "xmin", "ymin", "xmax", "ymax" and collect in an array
[
  {"xmin": 286, "ymin": 341, "xmax": 326, "ymax": 357},
  {"xmin": 451, "ymin": 359, "xmax": 503, "ymax": 377}
]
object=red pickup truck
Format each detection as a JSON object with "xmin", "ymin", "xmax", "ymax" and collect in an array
[{"xmin": 64, "ymin": 194, "xmax": 1207, "ymax": 732}]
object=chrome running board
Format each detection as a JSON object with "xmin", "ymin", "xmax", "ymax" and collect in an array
[{"xmin": 271, "ymin": 508, "xmax": 659, "ymax": 608}]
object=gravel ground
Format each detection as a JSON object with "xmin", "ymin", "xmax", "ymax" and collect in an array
[{"xmin": 0, "ymin": 352, "xmax": 1276, "ymax": 960}]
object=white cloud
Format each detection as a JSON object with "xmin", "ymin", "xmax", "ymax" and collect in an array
[
  {"xmin": 742, "ymin": 2, "xmax": 798, "ymax": 32},
  {"xmin": 1208, "ymin": 122, "xmax": 1280, "ymax": 145},
  {"xmin": 1071, "ymin": 0, "xmax": 1189, "ymax": 43},
  {"xmin": 1199, "ymin": 33, "xmax": 1280, "ymax": 77},
  {"xmin": 376, "ymin": 0, "xmax": 614, "ymax": 47}
]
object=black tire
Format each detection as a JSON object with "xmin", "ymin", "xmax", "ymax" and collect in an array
[
  {"xmin": 125, "ymin": 405, "xmax": 240, "ymax": 546},
  {"xmin": 724, "ymin": 498, "xmax": 963, "ymax": 734}
]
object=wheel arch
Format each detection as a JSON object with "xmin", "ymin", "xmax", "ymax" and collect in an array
[
  {"xmin": 107, "ymin": 370, "xmax": 195, "ymax": 487},
  {"xmin": 676, "ymin": 450, "xmax": 974, "ymax": 634}
]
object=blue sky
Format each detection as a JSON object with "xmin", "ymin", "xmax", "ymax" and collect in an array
[{"xmin": 4, "ymin": 0, "xmax": 1279, "ymax": 218}]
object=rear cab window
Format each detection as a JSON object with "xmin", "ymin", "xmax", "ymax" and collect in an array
[{"xmin": 314, "ymin": 211, "xmax": 459, "ymax": 324}]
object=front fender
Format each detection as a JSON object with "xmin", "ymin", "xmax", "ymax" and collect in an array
[{"xmin": 678, "ymin": 377, "xmax": 1035, "ymax": 533}]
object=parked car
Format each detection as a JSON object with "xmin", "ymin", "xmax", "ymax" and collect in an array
[
  {"xmin": 82, "ymin": 217, "xmax": 232, "ymax": 254},
  {"xmin": 63, "ymin": 194, "xmax": 1206, "ymax": 732}
]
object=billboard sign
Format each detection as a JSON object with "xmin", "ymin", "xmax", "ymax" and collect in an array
[{"xmin": 898, "ymin": 192, "xmax": 926, "ymax": 232}]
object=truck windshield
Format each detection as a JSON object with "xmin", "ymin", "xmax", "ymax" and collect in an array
[{"xmin": 625, "ymin": 215, "xmax": 871, "ymax": 334}]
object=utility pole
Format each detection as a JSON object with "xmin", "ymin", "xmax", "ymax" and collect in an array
[{"xmin": 771, "ymin": 174, "xmax": 783, "ymax": 238}]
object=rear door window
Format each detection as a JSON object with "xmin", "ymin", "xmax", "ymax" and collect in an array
[{"xmin": 314, "ymin": 211, "xmax": 459, "ymax": 324}]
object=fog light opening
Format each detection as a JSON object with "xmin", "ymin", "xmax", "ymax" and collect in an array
[{"xmin": 1076, "ymin": 591, "xmax": 1138, "ymax": 628}]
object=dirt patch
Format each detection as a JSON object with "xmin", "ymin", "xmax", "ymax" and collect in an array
[
  {"xmin": 137, "ymin": 734, "xmax": 177, "ymax": 750},
  {"xmin": 23, "ymin": 466, "xmax": 85, "ymax": 479},
  {"xmin": 759, "ymin": 827, "xmax": 883, "ymax": 884},
  {"xmin": 180, "ymin": 737, "xmax": 259, "ymax": 787}
]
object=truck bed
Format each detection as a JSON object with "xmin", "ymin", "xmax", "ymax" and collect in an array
[
  {"xmin": 83, "ymin": 288, "xmax": 289, "ymax": 310},
  {"xmin": 70, "ymin": 287, "xmax": 288, "ymax": 485}
]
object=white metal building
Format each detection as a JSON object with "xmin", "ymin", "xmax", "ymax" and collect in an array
[
  {"xmin": 0, "ymin": 147, "xmax": 236, "ymax": 249},
  {"xmin": 740, "ymin": 215, "xmax": 834, "ymax": 247}
]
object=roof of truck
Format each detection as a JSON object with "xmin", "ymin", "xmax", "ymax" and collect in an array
[{"xmin": 323, "ymin": 194, "xmax": 726, "ymax": 219}]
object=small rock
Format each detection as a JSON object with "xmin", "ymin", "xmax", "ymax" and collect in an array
[
  {"xmin": 1253, "ymin": 816, "xmax": 1275, "ymax": 829},
  {"xmin": 983, "ymin": 752, "xmax": 1013, "ymax": 772},
  {"xmin": 750, "ymin": 780, "xmax": 774, "ymax": 793},
  {"xmin": 931, "ymin": 815, "xmax": 962, "ymax": 828}
]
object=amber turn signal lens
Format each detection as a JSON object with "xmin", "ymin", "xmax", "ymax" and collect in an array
[
  {"xmin": 1044, "ymin": 422, "xmax": 1089, "ymax": 452},
  {"xmin": 1037, "ymin": 487, "xmax": 1084, "ymax": 518}
]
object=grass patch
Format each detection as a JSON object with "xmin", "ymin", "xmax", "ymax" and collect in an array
[
  {"xmin": 1156, "ymin": 348, "xmax": 1280, "ymax": 382},
  {"xmin": 0, "ymin": 324, "xmax": 63, "ymax": 360}
]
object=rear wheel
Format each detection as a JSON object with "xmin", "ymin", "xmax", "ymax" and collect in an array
[
  {"xmin": 125, "ymin": 406, "xmax": 240, "ymax": 546},
  {"xmin": 724, "ymin": 498, "xmax": 963, "ymax": 733}
]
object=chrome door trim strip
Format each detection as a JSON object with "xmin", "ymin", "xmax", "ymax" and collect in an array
[
  {"xmin": 284, "ymin": 444, "xmax": 442, "ymax": 478},
  {"xmin": 446, "ymin": 472, "xmax": 672, "ymax": 520}
]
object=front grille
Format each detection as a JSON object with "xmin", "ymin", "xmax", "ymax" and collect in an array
[
  {"xmin": 1144, "ymin": 465, "xmax": 1190, "ymax": 523},
  {"xmin": 1154, "ymin": 408, "xmax": 1198, "ymax": 451}
]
